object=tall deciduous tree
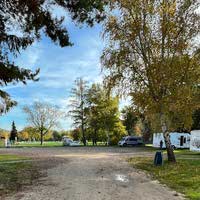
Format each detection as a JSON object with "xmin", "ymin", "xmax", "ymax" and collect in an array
[
  {"xmin": 52, "ymin": 130, "xmax": 62, "ymax": 141},
  {"xmin": 110, "ymin": 121, "xmax": 127, "ymax": 145},
  {"xmin": 86, "ymin": 84, "xmax": 103, "ymax": 145},
  {"xmin": 69, "ymin": 78, "xmax": 88, "ymax": 146},
  {"xmin": 121, "ymin": 106, "xmax": 152, "ymax": 141},
  {"xmin": 23, "ymin": 102, "xmax": 62, "ymax": 145},
  {"xmin": 20, "ymin": 126, "xmax": 40, "ymax": 141},
  {"xmin": 121, "ymin": 106, "xmax": 138, "ymax": 135},
  {"xmin": 86, "ymin": 83, "xmax": 123, "ymax": 145},
  {"xmin": 0, "ymin": 0, "xmax": 107, "ymax": 113},
  {"xmin": 70, "ymin": 128, "xmax": 81, "ymax": 141},
  {"xmin": 102, "ymin": 0, "xmax": 200, "ymax": 162},
  {"xmin": 18, "ymin": 131, "xmax": 29, "ymax": 141}
]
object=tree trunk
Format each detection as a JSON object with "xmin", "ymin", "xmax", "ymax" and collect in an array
[
  {"xmin": 94, "ymin": 129, "xmax": 97, "ymax": 146},
  {"xmin": 161, "ymin": 118, "xmax": 176, "ymax": 163},
  {"xmin": 40, "ymin": 131, "xmax": 43, "ymax": 146},
  {"xmin": 106, "ymin": 130, "xmax": 110, "ymax": 146},
  {"xmin": 92, "ymin": 129, "xmax": 96, "ymax": 146},
  {"xmin": 81, "ymin": 124, "xmax": 86, "ymax": 146},
  {"xmin": 163, "ymin": 131, "xmax": 176, "ymax": 162}
]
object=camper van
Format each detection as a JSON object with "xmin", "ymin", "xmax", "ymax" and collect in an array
[
  {"xmin": 190, "ymin": 130, "xmax": 200, "ymax": 152},
  {"xmin": 62, "ymin": 136, "xmax": 80, "ymax": 146},
  {"xmin": 118, "ymin": 136, "xmax": 143, "ymax": 147},
  {"xmin": 153, "ymin": 132, "xmax": 190, "ymax": 149}
]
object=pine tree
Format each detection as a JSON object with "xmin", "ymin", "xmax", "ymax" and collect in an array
[
  {"xmin": 69, "ymin": 78, "xmax": 88, "ymax": 146},
  {"xmin": 10, "ymin": 121, "xmax": 18, "ymax": 143}
]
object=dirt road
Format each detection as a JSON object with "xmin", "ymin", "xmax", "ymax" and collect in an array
[{"xmin": 1, "ymin": 147, "xmax": 185, "ymax": 200}]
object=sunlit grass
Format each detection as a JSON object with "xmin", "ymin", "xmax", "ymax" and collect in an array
[
  {"xmin": 129, "ymin": 151, "xmax": 200, "ymax": 200},
  {"xmin": 0, "ymin": 154, "xmax": 28, "ymax": 162},
  {"xmin": 13, "ymin": 141, "xmax": 63, "ymax": 147}
]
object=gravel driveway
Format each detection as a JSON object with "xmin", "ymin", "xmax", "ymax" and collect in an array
[{"xmin": 0, "ymin": 147, "xmax": 185, "ymax": 200}]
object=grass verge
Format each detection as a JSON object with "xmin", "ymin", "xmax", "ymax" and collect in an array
[
  {"xmin": 0, "ymin": 155, "xmax": 40, "ymax": 198},
  {"xmin": 129, "ymin": 152, "xmax": 200, "ymax": 200},
  {"xmin": 12, "ymin": 141, "xmax": 63, "ymax": 148},
  {"xmin": 0, "ymin": 154, "xmax": 29, "ymax": 162}
]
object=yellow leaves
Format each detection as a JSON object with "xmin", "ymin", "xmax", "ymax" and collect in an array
[
  {"xmin": 0, "ymin": 131, "xmax": 9, "ymax": 139},
  {"xmin": 159, "ymin": 1, "xmax": 177, "ymax": 17},
  {"xmin": 169, "ymin": 1, "xmax": 177, "ymax": 17},
  {"xmin": 108, "ymin": 15, "xmax": 117, "ymax": 25},
  {"xmin": 130, "ymin": 54, "xmax": 200, "ymax": 131},
  {"xmin": 102, "ymin": 0, "xmax": 200, "ymax": 132},
  {"xmin": 19, "ymin": 131, "xmax": 29, "ymax": 140}
]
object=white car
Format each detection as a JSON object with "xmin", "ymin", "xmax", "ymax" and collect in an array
[{"xmin": 63, "ymin": 138, "xmax": 80, "ymax": 146}]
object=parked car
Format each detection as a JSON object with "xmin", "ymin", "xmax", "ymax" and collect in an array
[
  {"xmin": 63, "ymin": 138, "xmax": 80, "ymax": 146},
  {"xmin": 118, "ymin": 136, "xmax": 143, "ymax": 147}
]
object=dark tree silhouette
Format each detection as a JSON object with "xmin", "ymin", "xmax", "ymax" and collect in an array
[
  {"xmin": 10, "ymin": 121, "xmax": 18, "ymax": 143},
  {"xmin": 192, "ymin": 109, "xmax": 200, "ymax": 130}
]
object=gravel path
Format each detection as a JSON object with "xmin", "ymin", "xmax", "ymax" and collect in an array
[{"xmin": 0, "ymin": 147, "xmax": 185, "ymax": 200}]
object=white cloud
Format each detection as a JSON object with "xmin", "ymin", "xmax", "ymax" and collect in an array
[
  {"xmin": 1, "ymin": 22, "xmax": 105, "ymax": 130},
  {"xmin": 15, "ymin": 42, "xmax": 43, "ymax": 68}
]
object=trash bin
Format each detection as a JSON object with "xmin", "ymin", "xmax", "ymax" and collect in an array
[{"xmin": 154, "ymin": 151, "xmax": 163, "ymax": 166}]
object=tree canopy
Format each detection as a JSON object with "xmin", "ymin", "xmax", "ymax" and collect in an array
[
  {"xmin": 102, "ymin": 0, "xmax": 200, "ymax": 162},
  {"xmin": 69, "ymin": 81, "xmax": 127, "ymax": 145},
  {"xmin": 86, "ymin": 83, "xmax": 125, "ymax": 145},
  {"xmin": 121, "ymin": 106, "xmax": 138, "ymax": 135}
]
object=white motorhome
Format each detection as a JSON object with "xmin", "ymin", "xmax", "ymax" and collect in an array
[
  {"xmin": 153, "ymin": 132, "xmax": 190, "ymax": 149},
  {"xmin": 190, "ymin": 130, "xmax": 200, "ymax": 152}
]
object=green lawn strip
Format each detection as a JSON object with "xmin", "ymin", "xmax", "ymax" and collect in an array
[
  {"xmin": 128, "ymin": 157, "xmax": 200, "ymax": 200},
  {"xmin": 0, "ymin": 155, "xmax": 40, "ymax": 198},
  {"xmin": 174, "ymin": 150, "xmax": 200, "ymax": 156},
  {"xmin": 13, "ymin": 141, "xmax": 63, "ymax": 148},
  {"xmin": 0, "ymin": 154, "xmax": 29, "ymax": 162},
  {"xmin": 0, "ymin": 140, "xmax": 4, "ymax": 147},
  {"xmin": 13, "ymin": 141, "xmax": 110, "ymax": 147},
  {"xmin": 163, "ymin": 150, "xmax": 200, "ymax": 160}
]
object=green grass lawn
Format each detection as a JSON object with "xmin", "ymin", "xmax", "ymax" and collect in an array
[
  {"xmin": 0, "ymin": 155, "xmax": 40, "ymax": 198},
  {"xmin": 0, "ymin": 140, "xmax": 4, "ymax": 147},
  {"xmin": 12, "ymin": 141, "xmax": 63, "ymax": 147},
  {"xmin": 0, "ymin": 154, "xmax": 29, "ymax": 162},
  {"xmin": 129, "ymin": 150, "xmax": 200, "ymax": 200},
  {"xmin": 3, "ymin": 141, "xmax": 108, "ymax": 148}
]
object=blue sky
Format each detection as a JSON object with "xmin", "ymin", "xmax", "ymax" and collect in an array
[{"xmin": 0, "ymin": 16, "xmax": 108, "ymax": 131}]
